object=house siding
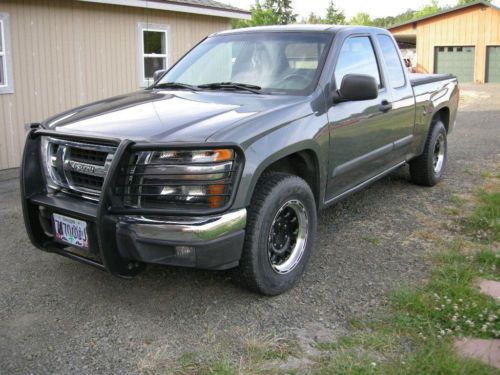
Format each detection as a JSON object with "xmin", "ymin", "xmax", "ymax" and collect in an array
[
  {"xmin": 390, "ymin": 4, "xmax": 500, "ymax": 84},
  {"xmin": 0, "ymin": 0, "xmax": 230, "ymax": 169}
]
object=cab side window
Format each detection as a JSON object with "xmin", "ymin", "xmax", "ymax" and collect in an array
[
  {"xmin": 377, "ymin": 34, "xmax": 406, "ymax": 88},
  {"xmin": 334, "ymin": 36, "xmax": 381, "ymax": 89}
]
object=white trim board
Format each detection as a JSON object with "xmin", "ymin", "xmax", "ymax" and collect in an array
[
  {"xmin": 77, "ymin": 0, "xmax": 251, "ymax": 20},
  {"xmin": 0, "ymin": 13, "xmax": 14, "ymax": 94}
]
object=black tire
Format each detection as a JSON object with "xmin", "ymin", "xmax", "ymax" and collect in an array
[
  {"xmin": 410, "ymin": 120, "xmax": 447, "ymax": 186},
  {"xmin": 234, "ymin": 172, "xmax": 317, "ymax": 296}
]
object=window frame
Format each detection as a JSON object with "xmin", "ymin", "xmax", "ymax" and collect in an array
[
  {"xmin": 376, "ymin": 33, "xmax": 407, "ymax": 89},
  {"xmin": 0, "ymin": 13, "xmax": 13, "ymax": 94},
  {"xmin": 332, "ymin": 34, "xmax": 385, "ymax": 92},
  {"xmin": 137, "ymin": 23, "xmax": 170, "ymax": 88}
]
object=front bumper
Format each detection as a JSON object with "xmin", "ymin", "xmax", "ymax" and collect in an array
[
  {"xmin": 115, "ymin": 210, "xmax": 246, "ymax": 269},
  {"xmin": 21, "ymin": 130, "xmax": 246, "ymax": 277}
]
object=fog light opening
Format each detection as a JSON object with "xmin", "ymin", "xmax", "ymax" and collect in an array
[{"xmin": 175, "ymin": 246, "xmax": 195, "ymax": 257}]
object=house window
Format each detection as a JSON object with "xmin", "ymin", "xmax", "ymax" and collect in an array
[
  {"xmin": 0, "ymin": 13, "xmax": 13, "ymax": 94},
  {"xmin": 138, "ymin": 23, "xmax": 169, "ymax": 87}
]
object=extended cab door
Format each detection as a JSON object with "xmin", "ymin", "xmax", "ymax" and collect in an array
[
  {"xmin": 374, "ymin": 33, "xmax": 416, "ymax": 161},
  {"xmin": 326, "ymin": 35, "xmax": 395, "ymax": 200}
]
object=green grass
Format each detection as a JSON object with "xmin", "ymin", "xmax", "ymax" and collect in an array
[
  {"xmin": 141, "ymin": 335, "xmax": 300, "ymax": 375},
  {"xmin": 313, "ymin": 243, "xmax": 500, "ymax": 374},
  {"xmin": 313, "ymin": 185, "xmax": 500, "ymax": 374},
  {"xmin": 176, "ymin": 352, "xmax": 236, "ymax": 375},
  {"xmin": 361, "ymin": 236, "xmax": 383, "ymax": 245},
  {"xmin": 390, "ymin": 245, "xmax": 500, "ymax": 340},
  {"xmin": 390, "ymin": 340, "xmax": 498, "ymax": 375},
  {"xmin": 246, "ymin": 337, "xmax": 300, "ymax": 363},
  {"xmin": 314, "ymin": 341, "xmax": 496, "ymax": 375},
  {"xmin": 462, "ymin": 191, "xmax": 500, "ymax": 243},
  {"xmin": 449, "ymin": 194, "xmax": 467, "ymax": 207},
  {"xmin": 480, "ymin": 171, "xmax": 500, "ymax": 179}
]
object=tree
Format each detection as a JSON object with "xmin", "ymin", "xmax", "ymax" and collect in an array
[
  {"xmin": 457, "ymin": 0, "xmax": 491, "ymax": 4},
  {"xmin": 302, "ymin": 1, "xmax": 346, "ymax": 25},
  {"xmin": 414, "ymin": 0, "xmax": 440, "ymax": 18},
  {"xmin": 231, "ymin": 1, "xmax": 277, "ymax": 28},
  {"xmin": 232, "ymin": 0, "xmax": 296, "ymax": 28},
  {"xmin": 373, "ymin": 9, "xmax": 414, "ymax": 28},
  {"xmin": 264, "ymin": 0, "xmax": 297, "ymax": 25},
  {"xmin": 324, "ymin": 1, "xmax": 346, "ymax": 25},
  {"xmin": 305, "ymin": 12, "xmax": 323, "ymax": 24},
  {"xmin": 349, "ymin": 12, "xmax": 373, "ymax": 26}
]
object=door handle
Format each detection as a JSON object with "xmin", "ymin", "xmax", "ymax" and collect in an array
[{"xmin": 379, "ymin": 100, "xmax": 392, "ymax": 112}]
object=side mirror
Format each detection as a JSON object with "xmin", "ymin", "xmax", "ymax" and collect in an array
[
  {"xmin": 153, "ymin": 69, "xmax": 167, "ymax": 82},
  {"xmin": 333, "ymin": 74, "xmax": 378, "ymax": 103}
]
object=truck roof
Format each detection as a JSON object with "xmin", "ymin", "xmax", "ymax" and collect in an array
[{"xmin": 212, "ymin": 24, "xmax": 388, "ymax": 36}]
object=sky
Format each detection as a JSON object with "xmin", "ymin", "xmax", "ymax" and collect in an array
[{"xmin": 221, "ymin": 0, "xmax": 499, "ymax": 20}]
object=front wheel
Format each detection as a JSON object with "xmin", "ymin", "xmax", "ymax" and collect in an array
[
  {"xmin": 410, "ymin": 120, "xmax": 447, "ymax": 186},
  {"xmin": 235, "ymin": 173, "xmax": 317, "ymax": 295}
]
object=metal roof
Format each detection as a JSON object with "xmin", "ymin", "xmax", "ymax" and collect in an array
[
  {"xmin": 388, "ymin": 0, "xmax": 500, "ymax": 30},
  {"xmin": 150, "ymin": 0, "xmax": 247, "ymax": 13},
  {"xmin": 77, "ymin": 0, "xmax": 251, "ymax": 19}
]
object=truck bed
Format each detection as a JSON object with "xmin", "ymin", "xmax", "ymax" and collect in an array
[{"xmin": 409, "ymin": 73, "xmax": 456, "ymax": 86}]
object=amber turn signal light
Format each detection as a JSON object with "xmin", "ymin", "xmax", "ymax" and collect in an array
[
  {"xmin": 208, "ymin": 184, "xmax": 226, "ymax": 208},
  {"xmin": 213, "ymin": 149, "xmax": 233, "ymax": 162}
]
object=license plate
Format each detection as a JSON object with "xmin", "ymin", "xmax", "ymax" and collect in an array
[{"xmin": 53, "ymin": 213, "xmax": 89, "ymax": 249}]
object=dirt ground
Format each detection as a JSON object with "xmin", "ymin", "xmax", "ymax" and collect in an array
[{"xmin": 0, "ymin": 84, "xmax": 499, "ymax": 374}]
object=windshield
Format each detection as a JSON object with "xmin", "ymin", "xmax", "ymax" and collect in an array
[{"xmin": 156, "ymin": 32, "xmax": 333, "ymax": 95}]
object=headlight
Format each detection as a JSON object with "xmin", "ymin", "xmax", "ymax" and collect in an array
[{"xmin": 119, "ymin": 148, "xmax": 239, "ymax": 211}]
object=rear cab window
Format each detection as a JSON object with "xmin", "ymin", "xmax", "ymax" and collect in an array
[
  {"xmin": 285, "ymin": 42, "xmax": 326, "ymax": 70},
  {"xmin": 377, "ymin": 34, "xmax": 406, "ymax": 88}
]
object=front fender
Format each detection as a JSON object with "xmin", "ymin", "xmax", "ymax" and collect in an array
[{"xmin": 231, "ymin": 113, "xmax": 330, "ymax": 209}]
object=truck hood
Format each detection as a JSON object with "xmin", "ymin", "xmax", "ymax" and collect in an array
[{"xmin": 42, "ymin": 90, "xmax": 307, "ymax": 143}]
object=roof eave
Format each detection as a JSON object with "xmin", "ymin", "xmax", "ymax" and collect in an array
[
  {"xmin": 77, "ymin": 0, "xmax": 251, "ymax": 20},
  {"xmin": 388, "ymin": 0, "xmax": 498, "ymax": 30}
]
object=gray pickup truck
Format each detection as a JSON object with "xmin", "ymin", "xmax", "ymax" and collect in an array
[{"xmin": 21, "ymin": 25, "xmax": 459, "ymax": 295}]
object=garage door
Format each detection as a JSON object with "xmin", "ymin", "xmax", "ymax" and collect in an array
[
  {"xmin": 435, "ymin": 46, "xmax": 474, "ymax": 83},
  {"xmin": 486, "ymin": 46, "xmax": 500, "ymax": 83}
]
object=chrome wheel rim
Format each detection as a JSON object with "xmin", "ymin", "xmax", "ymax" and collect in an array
[
  {"xmin": 433, "ymin": 133, "xmax": 445, "ymax": 174},
  {"xmin": 267, "ymin": 200, "xmax": 308, "ymax": 274}
]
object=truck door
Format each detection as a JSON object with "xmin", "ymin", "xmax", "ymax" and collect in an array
[
  {"xmin": 374, "ymin": 34, "xmax": 416, "ymax": 161},
  {"xmin": 326, "ymin": 35, "xmax": 395, "ymax": 200}
]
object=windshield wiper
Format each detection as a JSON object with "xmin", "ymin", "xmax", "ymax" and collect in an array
[
  {"xmin": 153, "ymin": 82, "xmax": 200, "ymax": 91},
  {"xmin": 198, "ymin": 82, "xmax": 262, "ymax": 94}
]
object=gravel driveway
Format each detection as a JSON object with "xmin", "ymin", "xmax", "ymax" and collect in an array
[{"xmin": 1, "ymin": 85, "xmax": 499, "ymax": 374}]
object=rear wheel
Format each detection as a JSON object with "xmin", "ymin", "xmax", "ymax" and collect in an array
[
  {"xmin": 235, "ymin": 173, "xmax": 317, "ymax": 295},
  {"xmin": 410, "ymin": 120, "xmax": 447, "ymax": 186}
]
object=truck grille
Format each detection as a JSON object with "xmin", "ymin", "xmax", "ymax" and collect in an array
[
  {"xmin": 41, "ymin": 137, "xmax": 117, "ymax": 199},
  {"xmin": 69, "ymin": 148, "xmax": 108, "ymax": 166}
]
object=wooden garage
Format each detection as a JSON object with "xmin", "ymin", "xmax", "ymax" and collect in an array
[{"xmin": 389, "ymin": 0, "xmax": 500, "ymax": 84}]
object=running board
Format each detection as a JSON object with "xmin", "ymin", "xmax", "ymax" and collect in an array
[{"xmin": 324, "ymin": 161, "xmax": 406, "ymax": 207}]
